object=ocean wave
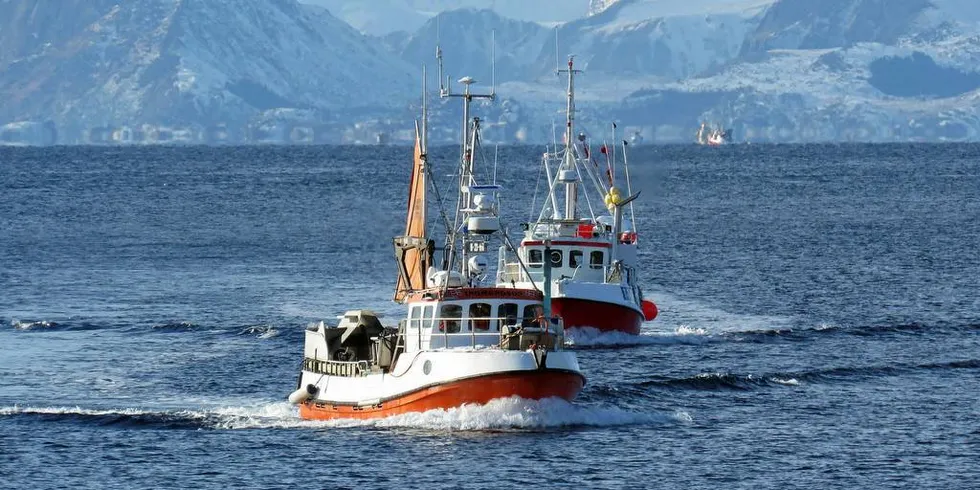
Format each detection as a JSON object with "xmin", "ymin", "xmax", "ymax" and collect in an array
[
  {"xmin": 639, "ymin": 358, "xmax": 979, "ymax": 392},
  {"xmin": 640, "ymin": 372, "xmax": 796, "ymax": 391},
  {"xmin": 565, "ymin": 326, "xmax": 711, "ymax": 349},
  {"xmin": 0, "ymin": 404, "xmax": 300, "ymax": 431},
  {"xmin": 714, "ymin": 320, "xmax": 972, "ymax": 343},
  {"xmin": 11, "ymin": 319, "xmax": 61, "ymax": 331},
  {"xmin": 150, "ymin": 321, "xmax": 201, "ymax": 332},
  {"xmin": 0, "ymin": 397, "xmax": 685, "ymax": 432},
  {"xmin": 238, "ymin": 325, "xmax": 279, "ymax": 339},
  {"xmin": 9, "ymin": 319, "xmax": 109, "ymax": 332}
]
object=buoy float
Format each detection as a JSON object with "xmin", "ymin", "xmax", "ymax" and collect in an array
[
  {"xmin": 603, "ymin": 186, "xmax": 622, "ymax": 212},
  {"xmin": 641, "ymin": 299, "xmax": 658, "ymax": 322}
]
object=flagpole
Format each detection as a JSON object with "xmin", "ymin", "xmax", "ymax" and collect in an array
[
  {"xmin": 610, "ymin": 122, "xmax": 617, "ymax": 182},
  {"xmin": 622, "ymin": 139, "xmax": 636, "ymax": 234}
]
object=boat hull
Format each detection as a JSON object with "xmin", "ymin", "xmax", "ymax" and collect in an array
[
  {"xmin": 552, "ymin": 296, "xmax": 644, "ymax": 335},
  {"xmin": 298, "ymin": 369, "xmax": 585, "ymax": 420}
]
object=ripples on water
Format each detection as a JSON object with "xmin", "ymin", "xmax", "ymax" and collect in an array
[{"xmin": 1, "ymin": 144, "xmax": 978, "ymax": 489}]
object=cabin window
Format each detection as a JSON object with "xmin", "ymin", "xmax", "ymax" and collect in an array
[
  {"xmin": 590, "ymin": 250, "xmax": 604, "ymax": 269},
  {"xmin": 528, "ymin": 249, "xmax": 543, "ymax": 268},
  {"xmin": 569, "ymin": 250, "xmax": 583, "ymax": 268},
  {"xmin": 522, "ymin": 304, "xmax": 544, "ymax": 328},
  {"xmin": 549, "ymin": 249, "xmax": 563, "ymax": 268},
  {"xmin": 409, "ymin": 305, "xmax": 422, "ymax": 330},
  {"xmin": 469, "ymin": 303, "xmax": 491, "ymax": 331},
  {"xmin": 497, "ymin": 303, "xmax": 518, "ymax": 329},
  {"xmin": 439, "ymin": 304, "xmax": 462, "ymax": 333},
  {"xmin": 422, "ymin": 305, "xmax": 435, "ymax": 329}
]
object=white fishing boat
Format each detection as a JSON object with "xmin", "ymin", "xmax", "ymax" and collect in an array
[
  {"xmin": 696, "ymin": 123, "xmax": 732, "ymax": 146},
  {"xmin": 289, "ymin": 63, "xmax": 584, "ymax": 420},
  {"xmin": 495, "ymin": 56, "xmax": 658, "ymax": 335}
]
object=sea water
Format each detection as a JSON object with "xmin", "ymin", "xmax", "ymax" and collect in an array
[{"xmin": 1, "ymin": 144, "xmax": 977, "ymax": 489}]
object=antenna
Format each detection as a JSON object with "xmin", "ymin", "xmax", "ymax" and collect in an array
[
  {"xmin": 422, "ymin": 64, "xmax": 427, "ymax": 152},
  {"xmin": 436, "ymin": 15, "xmax": 449, "ymax": 97},
  {"xmin": 493, "ymin": 144, "xmax": 498, "ymax": 184},
  {"xmin": 610, "ymin": 121, "xmax": 616, "ymax": 181},
  {"xmin": 555, "ymin": 27, "xmax": 561, "ymax": 74},
  {"xmin": 490, "ymin": 29, "xmax": 496, "ymax": 97}
]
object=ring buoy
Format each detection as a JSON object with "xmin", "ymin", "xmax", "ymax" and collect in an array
[{"xmin": 620, "ymin": 231, "xmax": 637, "ymax": 244}]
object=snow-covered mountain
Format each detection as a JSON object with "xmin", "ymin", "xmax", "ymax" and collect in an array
[
  {"xmin": 0, "ymin": 0, "xmax": 414, "ymax": 142},
  {"xmin": 300, "ymin": 0, "xmax": 592, "ymax": 35},
  {"xmin": 617, "ymin": 0, "xmax": 980, "ymax": 142},
  {"xmin": 398, "ymin": 9, "xmax": 550, "ymax": 84},
  {"xmin": 538, "ymin": 0, "xmax": 774, "ymax": 80},
  {"xmin": 6, "ymin": 0, "xmax": 980, "ymax": 144}
]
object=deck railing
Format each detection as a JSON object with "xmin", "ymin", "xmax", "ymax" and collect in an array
[
  {"xmin": 410, "ymin": 315, "xmax": 565, "ymax": 351},
  {"xmin": 496, "ymin": 260, "xmax": 615, "ymax": 285}
]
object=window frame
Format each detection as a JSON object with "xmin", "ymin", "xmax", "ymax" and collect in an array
[{"xmin": 589, "ymin": 250, "xmax": 604, "ymax": 269}]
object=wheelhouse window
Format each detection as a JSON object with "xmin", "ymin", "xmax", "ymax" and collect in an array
[
  {"xmin": 469, "ymin": 302, "xmax": 491, "ymax": 331},
  {"xmin": 549, "ymin": 249, "xmax": 563, "ymax": 268},
  {"xmin": 422, "ymin": 305, "xmax": 435, "ymax": 329},
  {"xmin": 497, "ymin": 303, "xmax": 518, "ymax": 329},
  {"xmin": 528, "ymin": 249, "xmax": 543, "ymax": 268},
  {"xmin": 569, "ymin": 250, "xmax": 583, "ymax": 268},
  {"xmin": 439, "ymin": 304, "xmax": 462, "ymax": 333},
  {"xmin": 590, "ymin": 250, "xmax": 604, "ymax": 269},
  {"xmin": 522, "ymin": 304, "xmax": 542, "ymax": 328},
  {"xmin": 409, "ymin": 305, "xmax": 422, "ymax": 329}
]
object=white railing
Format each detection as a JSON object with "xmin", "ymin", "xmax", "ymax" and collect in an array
[
  {"xmin": 413, "ymin": 315, "xmax": 565, "ymax": 350},
  {"xmin": 302, "ymin": 358, "xmax": 372, "ymax": 377},
  {"xmin": 496, "ymin": 260, "xmax": 617, "ymax": 285}
]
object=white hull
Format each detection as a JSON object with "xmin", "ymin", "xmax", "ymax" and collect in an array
[{"xmin": 298, "ymin": 349, "xmax": 580, "ymax": 405}]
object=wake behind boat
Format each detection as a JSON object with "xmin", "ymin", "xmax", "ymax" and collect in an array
[{"xmin": 289, "ymin": 63, "xmax": 584, "ymax": 420}]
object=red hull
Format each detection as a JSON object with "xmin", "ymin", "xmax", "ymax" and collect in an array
[
  {"xmin": 299, "ymin": 370, "xmax": 584, "ymax": 421},
  {"xmin": 552, "ymin": 297, "xmax": 644, "ymax": 335}
]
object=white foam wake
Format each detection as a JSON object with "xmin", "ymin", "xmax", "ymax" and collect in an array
[
  {"xmin": 238, "ymin": 325, "xmax": 279, "ymax": 339},
  {"xmin": 1, "ymin": 397, "xmax": 688, "ymax": 431},
  {"xmin": 10, "ymin": 319, "xmax": 58, "ymax": 330},
  {"xmin": 323, "ymin": 397, "xmax": 689, "ymax": 430},
  {"xmin": 565, "ymin": 326, "xmax": 710, "ymax": 347}
]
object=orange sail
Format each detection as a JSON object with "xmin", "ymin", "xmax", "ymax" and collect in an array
[{"xmin": 393, "ymin": 124, "xmax": 431, "ymax": 301}]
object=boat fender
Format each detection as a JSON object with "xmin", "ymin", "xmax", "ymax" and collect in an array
[
  {"xmin": 288, "ymin": 383, "xmax": 318, "ymax": 405},
  {"xmin": 641, "ymin": 300, "xmax": 658, "ymax": 322}
]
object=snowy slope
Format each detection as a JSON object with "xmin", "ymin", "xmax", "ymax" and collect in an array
[
  {"xmin": 618, "ymin": 31, "xmax": 980, "ymax": 142},
  {"xmin": 301, "ymin": 0, "xmax": 592, "ymax": 34},
  {"xmin": 0, "ymin": 0, "xmax": 414, "ymax": 136},
  {"xmin": 399, "ymin": 9, "xmax": 550, "ymax": 83},
  {"xmin": 534, "ymin": 0, "xmax": 773, "ymax": 80}
]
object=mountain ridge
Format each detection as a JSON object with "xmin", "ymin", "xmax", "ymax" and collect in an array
[{"xmin": 4, "ymin": 0, "xmax": 980, "ymax": 144}]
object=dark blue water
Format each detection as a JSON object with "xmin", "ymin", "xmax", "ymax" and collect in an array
[{"xmin": 2, "ymin": 144, "xmax": 978, "ymax": 489}]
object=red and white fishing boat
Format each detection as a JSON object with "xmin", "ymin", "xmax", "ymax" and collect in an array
[
  {"xmin": 289, "ymin": 66, "xmax": 584, "ymax": 420},
  {"xmin": 697, "ymin": 123, "xmax": 732, "ymax": 146},
  {"xmin": 495, "ymin": 56, "xmax": 658, "ymax": 335}
]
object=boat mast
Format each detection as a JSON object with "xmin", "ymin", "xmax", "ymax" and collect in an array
[
  {"xmin": 421, "ymin": 64, "xmax": 427, "ymax": 231},
  {"xmin": 437, "ymin": 35, "xmax": 496, "ymax": 278},
  {"xmin": 392, "ymin": 65, "xmax": 433, "ymax": 302},
  {"xmin": 557, "ymin": 53, "xmax": 581, "ymax": 220}
]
